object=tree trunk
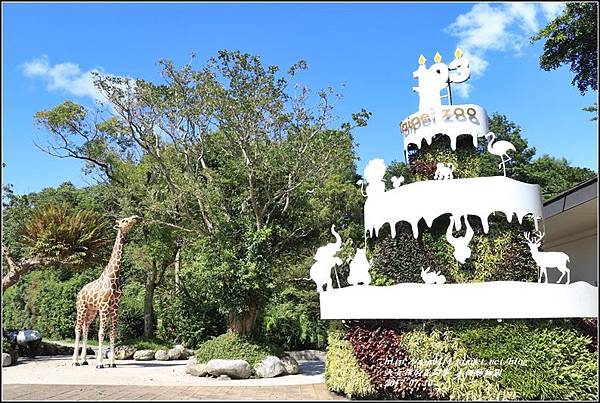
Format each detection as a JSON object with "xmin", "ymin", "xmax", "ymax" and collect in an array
[
  {"xmin": 227, "ymin": 303, "xmax": 259, "ymax": 336},
  {"xmin": 174, "ymin": 246, "xmax": 181, "ymax": 294},
  {"xmin": 143, "ymin": 261, "xmax": 157, "ymax": 338},
  {"xmin": 2, "ymin": 247, "xmax": 41, "ymax": 292}
]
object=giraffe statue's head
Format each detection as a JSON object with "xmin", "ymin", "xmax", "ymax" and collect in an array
[{"xmin": 114, "ymin": 215, "xmax": 141, "ymax": 235}]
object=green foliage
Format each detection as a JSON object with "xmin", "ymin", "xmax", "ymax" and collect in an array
[
  {"xmin": 401, "ymin": 325, "xmax": 518, "ymax": 400},
  {"xmin": 518, "ymin": 155, "xmax": 595, "ymax": 200},
  {"xmin": 194, "ymin": 331, "xmax": 281, "ymax": 366},
  {"xmin": 186, "ymin": 227, "xmax": 274, "ymax": 323},
  {"xmin": 2, "ymin": 269, "xmax": 98, "ymax": 339},
  {"xmin": 456, "ymin": 320, "xmax": 598, "ymax": 400},
  {"xmin": 324, "ymin": 331, "xmax": 377, "ymax": 399},
  {"xmin": 532, "ymin": 2, "xmax": 598, "ymax": 94},
  {"xmin": 1, "ymin": 268, "xmax": 145, "ymax": 343},
  {"xmin": 18, "ymin": 203, "xmax": 111, "ymax": 268},
  {"xmin": 370, "ymin": 216, "xmax": 537, "ymax": 285},
  {"xmin": 401, "ymin": 320, "xmax": 598, "ymax": 401},
  {"xmin": 156, "ymin": 281, "xmax": 226, "ymax": 349},
  {"xmin": 116, "ymin": 282, "xmax": 145, "ymax": 340},
  {"xmin": 33, "ymin": 49, "xmax": 368, "ymax": 334},
  {"xmin": 259, "ymin": 286, "xmax": 328, "ymax": 351},
  {"xmin": 370, "ymin": 222, "xmax": 438, "ymax": 284}
]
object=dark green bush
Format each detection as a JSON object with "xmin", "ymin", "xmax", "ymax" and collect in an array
[
  {"xmin": 116, "ymin": 282, "xmax": 145, "ymax": 341},
  {"xmin": 194, "ymin": 331, "xmax": 281, "ymax": 366},
  {"xmin": 259, "ymin": 286, "xmax": 328, "ymax": 351},
  {"xmin": 324, "ymin": 331, "xmax": 377, "ymax": 399},
  {"xmin": 2, "ymin": 268, "xmax": 146, "ymax": 343},
  {"xmin": 156, "ymin": 288, "xmax": 226, "ymax": 349},
  {"xmin": 2, "ymin": 269, "xmax": 98, "ymax": 339}
]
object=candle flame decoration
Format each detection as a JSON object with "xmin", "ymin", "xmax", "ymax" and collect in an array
[
  {"xmin": 455, "ymin": 48, "xmax": 463, "ymax": 59},
  {"xmin": 434, "ymin": 52, "xmax": 442, "ymax": 63},
  {"xmin": 418, "ymin": 54, "xmax": 426, "ymax": 65}
]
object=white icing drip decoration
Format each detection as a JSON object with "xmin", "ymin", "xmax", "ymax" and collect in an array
[{"xmin": 364, "ymin": 175, "xmax": 543, "ymax": 239}]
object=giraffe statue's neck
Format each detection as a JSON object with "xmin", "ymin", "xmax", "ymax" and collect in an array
[{"xmin": 102, "ymin": 229, "xmax": 125, "ymax": 282}]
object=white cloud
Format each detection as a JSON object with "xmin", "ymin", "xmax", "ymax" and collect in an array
[
  {"xmin": 22, "ymin": 55, "xmax": 114, "ymax": 103},
  {"xmin": 540, "ymin": 2, "xmax": 566, "ymax": 21},
  {"xmin": 445, "ymin": 3, "xmax": 566, "ymax": 99}
]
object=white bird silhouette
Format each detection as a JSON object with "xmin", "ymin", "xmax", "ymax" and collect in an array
[
  {"xmin": 391, "ymin": 175, "xmax": 405, "ymax": 188},
  {"xmin": 485, "ymin": 132, "xmax": 516, "ymax": 176}
]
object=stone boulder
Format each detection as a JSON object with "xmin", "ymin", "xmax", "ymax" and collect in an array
[
  {"xmin": 281, "ymin": 355, "xmax": 299, "ymax": 375},
  {"xmin": 167, "ymin": 348, "xmax": 181, "ymax": 360},
  {"xmin": 133, "ymin": 349, "xmax": 155, "ymax": 361},
  {"xmin": 155, "ymin": 350, "xmax": 170, "ymax": 361},
  {"xmin": 186, "ymin": 356, "xmax": 197, "ymax": 369},
  {"xmin": 205, "ymin": 359, "xmax": 252, "ymax": 379},
  {"xmin": 185, "ymin": 356, "xmax": 209, "ymax": 377},
  {"xmin": 2, "ymin": 353, "xmax": 12, "ymax": 367},
  {"xmin": 253, "ymin": 356, "xmax": 285, "ymax": 378},
  {"xmin": 173, "ymin": 345, "xmax": 193, "ymax": 360},
  {"xmin": 114, "ymin": 345, "xmax": 137, "ymax": 360},
  {"xmin": 189, "ymin": 363, "xmax": 209, "ymax": 377}
]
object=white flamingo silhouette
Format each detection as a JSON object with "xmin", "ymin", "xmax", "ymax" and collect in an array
[{"xmin": 485, "ymin": 132, "xmax": 516, "ymax": 176}]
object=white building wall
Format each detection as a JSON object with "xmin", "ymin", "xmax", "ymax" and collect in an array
[{"xmin": 545, "ymin": 231, "xmax": 598, "ymax": 286}]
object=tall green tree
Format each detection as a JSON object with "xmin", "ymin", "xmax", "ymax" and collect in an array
[
  {"xmin": 532, "ymin": 2, "xmax": 598, "ymax": 121},
  {"xmin": 532, "ymin": 2, "xmax": 597, "ymax": 94},
  {"xmin": 33, "ymin": 50, "xmax": 370, "ymax": 335}
]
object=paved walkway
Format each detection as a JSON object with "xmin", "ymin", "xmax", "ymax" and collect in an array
[
  {"xmin": 3, "ymin": 383, "xmax": 346, "ymax": 400},
  {"xmin": 2, "ymin": 356, "xmax": 346, "ymax": 400}
]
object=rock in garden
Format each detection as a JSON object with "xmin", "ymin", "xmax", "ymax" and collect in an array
[
  {"xmin": 167, "ymin": 348, "xmax": 181, "ymax": 360},
  {"xmin": 217, "ymin": 374, "xmax": 231, "ymax": 381},
  {"xmin": 206, "ymin": 359, "xmax": 252, "ymax": 379},
  {"xmin": 280, "ymin": 355, "xmax": 299, "ymax": 375},
  {"xmin": 186, "ymin": 356, "xmax": 197, "ymax": 369},
  {"xmin": 155, "ymin": 350, "xmax": 170, "ymax": 361},
  {"xmin": 133, "ymin": 349, "xmax": 155, "ymax": 361},
  {"xmin": 253, "ymin": 356, "xmax": 285, "ymax": 378},
  {"xmin": 2, "ymin": 353, "xmax": 12, "ymax": 367},
  {"xmin": 188, "ymin": 363, "xmax": 209, "ymax": 377},
  {"xmin": 37, "ymin": 341, "xmax": 58, "ymax": 356},
  {"xmin": 174, "ymin": 345, "xmax": 193, "ymax": 359},
  {"xmin": 114, "ymin": 345, "xmax": 137, "ymax": 360},
  {"xmin": 9, "ymin": 349, "xmax": 18, "ymax": 364}
]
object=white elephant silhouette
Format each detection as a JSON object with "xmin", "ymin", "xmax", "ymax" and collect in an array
[{"xmin": 310, "ymin": 225, "xmax": 343, "ymax": 293}]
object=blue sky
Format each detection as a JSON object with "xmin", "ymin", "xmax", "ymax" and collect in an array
[{"xmin": 3, "ymin": 2, "xmax": 597, "ymax": 195}]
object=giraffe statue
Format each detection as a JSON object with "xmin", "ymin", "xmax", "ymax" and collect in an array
[{"xmin": 72, "ymin": 215, "xmax": 141, "ymax": 368}]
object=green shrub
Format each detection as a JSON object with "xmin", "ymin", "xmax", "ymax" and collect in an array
[
  {"xmin": 400, "ymin": 320, "xmax": 598, "ymax": 401},
  {"xmin": 156, "ymin": 287, "xmax": 226, "ymax": 349},
  {"xmin": 2, "ymin": 269, "xmax": 99, "ymax": 339},
  {"xmin": 194, "ymin": 331, "xmax": 281, "ymax": 366},
  {"xmin": 259, "ymin": 286, "xmax": 328, "ymax": 351},
  {"xmin": 401, "ymin": 324, "xmax": 518, "ymax": 400},
  {"xmin": 456, "ymin": 320, "xmax": 598, "ymax": 400},
  {"xmin": 324, "ymin": 331, "xmax": 377, "ymax": 399},
  {"xmin": 116, "ymin": 282, "xmax": 145, "ymax": 341},
  {"xmin": 1, "ymin": 268, "xmax": 147, "ymax": 343}
]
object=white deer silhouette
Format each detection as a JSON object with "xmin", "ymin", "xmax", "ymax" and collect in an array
[{"xmin": 523, "ymin": 231, "xmax": 570, "ymax": 284}]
